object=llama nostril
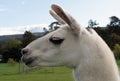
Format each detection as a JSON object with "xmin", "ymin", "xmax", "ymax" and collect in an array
[{"xmin": 21, "ymin": 49, "xmax": 29, "ymax": 55}]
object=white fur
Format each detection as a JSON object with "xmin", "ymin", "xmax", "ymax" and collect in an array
[{"xmin": 22, "ymin": 4, "xmax": 120, "ymax": 81}]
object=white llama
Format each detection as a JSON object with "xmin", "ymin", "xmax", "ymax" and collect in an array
[{"xmin": 21, "ymin": 4, "xmax": 120, "ymax": 81}]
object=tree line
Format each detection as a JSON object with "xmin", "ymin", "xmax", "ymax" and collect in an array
[
  {"xmin": 0, "ymin": 31, "xmax": 37, "ymax": 63},
  {"xmin": 0, "ymin": 16, "xmax": 120, "ymax": 63},
  {"xmin": 89, "ymin": 16, "xmax": 120, "ymax": 59}
]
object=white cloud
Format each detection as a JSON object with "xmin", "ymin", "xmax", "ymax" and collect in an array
[
  {"xmin": 0, "ymin": 27, "xmax": 23, "ymax": 36},
  {"xmin": 0, "ymin": 24, "xmax": 48, "ymax": 36}
]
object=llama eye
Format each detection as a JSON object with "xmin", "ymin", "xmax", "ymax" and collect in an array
[{"xmin": 49, "ymin": 37, "xmax": 64, "ymax": 45}]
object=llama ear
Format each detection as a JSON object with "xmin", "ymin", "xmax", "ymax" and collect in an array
[
  {"xmin": 50, "ymin": 4, "xmax": 81, "ymax": 34},
  {"xmin": 49, "ymin": 9, "xmax": 65, "ymax": 24}
]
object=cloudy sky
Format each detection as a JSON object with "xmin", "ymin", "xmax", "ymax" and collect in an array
[{"xmin": 0, "ymin": 0, "xmax": 120, "ymax": 35}]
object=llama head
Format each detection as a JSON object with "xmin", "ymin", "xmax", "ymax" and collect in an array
[{"xmin": 21, "ymin": 4, "xmax": 93, "ymax": 67}]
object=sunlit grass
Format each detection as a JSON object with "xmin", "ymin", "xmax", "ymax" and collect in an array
[
  {"xmin": 0, "ymin": 60, "xmax": 120, "ymax": 81},
  {"xmin": 0, "ymin": 63, "xmax": 73, "ymax": 81}
]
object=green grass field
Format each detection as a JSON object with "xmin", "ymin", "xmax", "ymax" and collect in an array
[
  {"xmin": 0, "ymin": 63, "xmax": 73, "ymax": 81},
  {"xmin": 0, "ymin": 60, "xmax": 120, "ymax": 81}
]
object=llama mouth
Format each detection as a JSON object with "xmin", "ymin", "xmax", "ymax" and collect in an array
[
  {"xmin": 21, "ymin": 56, "xmax": 36, "ymax": 66},
  {"xmin": 25, "ymin": 59, "xmax": 34, "ymax": 65}
]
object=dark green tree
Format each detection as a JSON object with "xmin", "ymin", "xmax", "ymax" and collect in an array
[
  {"xmin": 43, "ymin": 21, "xmax": 61, "ymax": 35},
  {"xmin": 2, "ymin": 38, "xmax": 22, "ymax": 62},
  {"xmin": 22, "ymin": 31, "xmax": 37, "ymax": 47},
  {"xmin": 107, "ymin": 16, "xmax": 120, "ymax": 27},
  {"xmin": 0, "ymin": 44, "xmax": 3, "ymax": 54},
  {"xmin": 49, "ymin": 21, "xmax": 60, "ymax": 31},
  {"xmin": 88, "ymin": 19, "xmax": 99, "ymax": 28},
  {"xmin": 110, "ymin": 33, "xmax": 120, "ymax": 48},
  {"xmin": 113, "ymin": 44, "xmax": 120, "ymax": 59},
  {"xmin": 0, "ymin": 44, "xmax": 3, "ymax": 62}
]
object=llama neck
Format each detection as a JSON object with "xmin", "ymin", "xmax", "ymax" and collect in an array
[
  {"xmin": 71, "ymin": 34, "xmax": 120, "ymax": 81},
  {"xmin": 72, "ymin": 57, "xmax": 120, "ymax": 81}
]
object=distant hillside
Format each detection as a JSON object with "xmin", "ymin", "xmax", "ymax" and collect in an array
[{"xmin": 0, "ymin": 32, "xmax": 46, "ymax": 45}]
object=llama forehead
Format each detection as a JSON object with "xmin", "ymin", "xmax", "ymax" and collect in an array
[{"xmin": 51, "ymin": 26, "xmax": 69, "ymax": 38}]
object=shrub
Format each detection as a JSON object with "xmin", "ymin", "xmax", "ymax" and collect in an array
[
  {"xmin": 113, "ymin": 44, "xmax": 120, "ymax": 59},
  {"xmin": 7, "ymin": 58, "xmax": 16, "ymax": 66}
]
